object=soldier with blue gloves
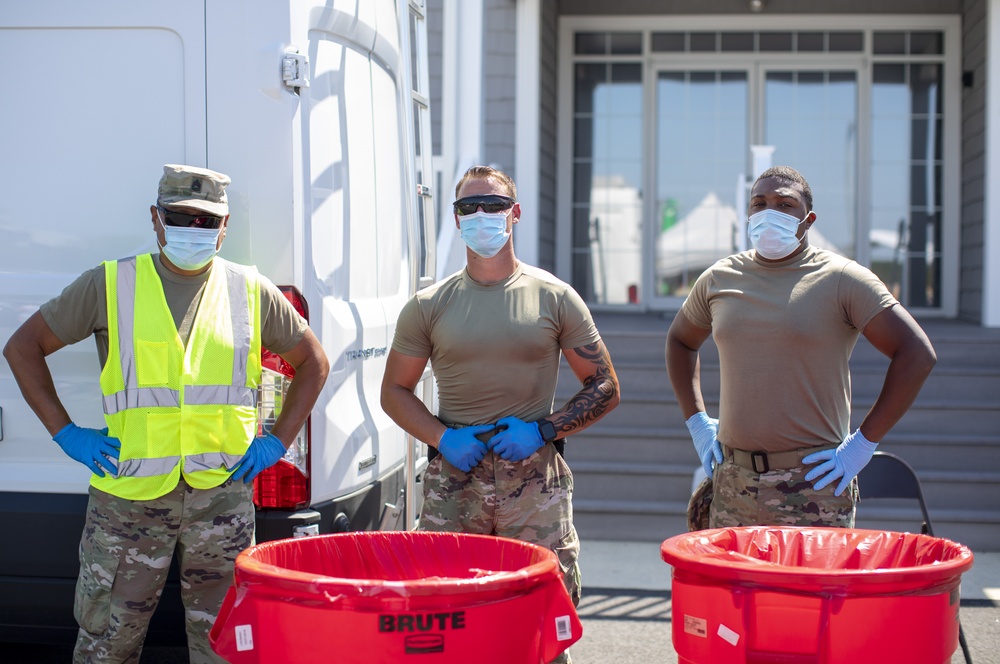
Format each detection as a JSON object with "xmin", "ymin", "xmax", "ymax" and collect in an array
[
  {"xmin": 381, "ymin": 165, "xmax": 620, "ymax": 664},
  {"xmin": 3, "ymin": 164, "xmax": 329, "ymax": 663},
  {"xmin": 667, "ymin": 166, "xmax": 936, "ymax": 530}
]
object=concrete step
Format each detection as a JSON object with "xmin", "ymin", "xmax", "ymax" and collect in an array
[
  {"xmin": 849, "ymin": 401, "xmax": 999, "ymax": 436},
  {"xmin": 572, "ymin": 460, "xmax": 695, "ymax": 505},
  {"xmin": 852, "ymin": 505, "xmax": 1000, "ymax": 551},
  {"xmin": 574, "ymin": 494, "xmax": 1000, "ymax": 551},
  {"xmin": 577, "ymin": 313, "xmax": 1000, "ymax": 551},
  {"xmin": 573, "ymin": 361, "xmax": 1000, "ymax": 403},
  {"xmin": 565, "ymin": 355, "xmax": 1000, "ymax": 398},
  {"xmin": 573, "ymin": 499, "xmax": 689, "ymax": 543},
  {"xmin": 569, "ymin": 428, "xmax": 695, "ymax": 466},
  {"xmin": 570, "ymin": 454, "xmax": 999, "ymax": 511},
  {"xmin": 567, "ymin": 388, "xmax": 1000, "ymax": 433},
  {"xmin": 851, "ymin": 335, "xmax": 1000, "ymax": 369},
  {"xmin": 903, "ymin": 470, "xmax": 1000, "ymax": 511},
  {"xmin": 594, "ymin": 314, "xmax": 1000, "ymax": 368},
  {"xmin": 870, "ymin": 433, "xmax": 1000, "ymax": 471},
  {"xmin": 563, "ymin": 382, "xmax": 999, "ymax": 430},
  {"xmin": 850, "ymin": 365, "xmax": 1000, "ymax": 403},
  {"xmin": 567, "ymin": 426, "xmax": 1000, "ymax": 475}
]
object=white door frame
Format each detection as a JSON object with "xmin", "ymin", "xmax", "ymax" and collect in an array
[{"xmin": 558, "ymin": 14, "xmax": 962, "ymax": 316}]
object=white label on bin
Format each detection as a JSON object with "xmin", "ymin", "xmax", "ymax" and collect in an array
[
  {"xmin": 555, "ymin": 615, "xmax": 572, "ymax": 641},
  {"xmin": 683, "ymin": 615, "xmax": 707, "ymax": 638},
  {"xmin": 235, "ymin": 624, "xmax": 254, "ymax": 651},
  {"xmin": 717, "ymin": 623, "xmax": 740, "ymax": 646}
]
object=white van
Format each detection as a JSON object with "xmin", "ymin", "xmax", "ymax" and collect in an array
[{"xmin": 0, "ymin": 0, "xmax": 435, "ymax": 644}]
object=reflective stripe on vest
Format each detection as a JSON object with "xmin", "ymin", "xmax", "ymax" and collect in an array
[
  {"xmin": 114, "ymin": 453, "xmax": 248, "ymax": 477},
  {"xmin": 184, "ymin": 452, "xmax": 247, "ymax": 474}
]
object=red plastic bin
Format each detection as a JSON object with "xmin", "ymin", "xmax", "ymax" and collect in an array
[
  {"xmin": 661, "ymin": 527, "xmax": 973, "ymax": 664},
  {"xmin": 209, "ymin": 531, "xmax": 581, "ymax": 663}
]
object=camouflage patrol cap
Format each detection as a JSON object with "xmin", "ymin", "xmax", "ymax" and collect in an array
[
  {"xmin": 157, "ymin": 164, "xmax": 230, "ymax": 216},
  {"xmin": 686, "ymin": 476, "xmax": 713, "ymax": 532}
]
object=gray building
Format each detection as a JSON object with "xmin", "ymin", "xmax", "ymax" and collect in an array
[
  {"xmin": 428, "ymin": 0, "xmax": 997, "ymax": 326},
  {"xmin": 425, "ymin": 0, "xmax": 1000, "ymax": 550}
]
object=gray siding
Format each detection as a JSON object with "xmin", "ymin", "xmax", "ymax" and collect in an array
[
  {"xmin": 484, "ymin": 0, "xmax": 517, "ymax": 174},
  {"xmin": 961, "ymin": 0, "xmax": 987, "ymax": 322},
  {"xmin": 538, "ymin": 0, "xmax": 560, "ymax": 272},
  {"xmin": 429, "ymin": 0, "xmax": 979, "ymax": 313}
]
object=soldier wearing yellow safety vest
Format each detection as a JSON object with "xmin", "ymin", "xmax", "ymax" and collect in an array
[{"xmin": 3, "ymin": 164, "xmax": 330, "ymax": 663}]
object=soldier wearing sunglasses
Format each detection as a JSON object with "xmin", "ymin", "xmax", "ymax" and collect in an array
[
  {"xmin": 3, "ymin": 164, "xmax": 329, "ymax": 662},
  {"xmin": 382, "ymin": 165, "xmax": 620, "ymax": 664}
]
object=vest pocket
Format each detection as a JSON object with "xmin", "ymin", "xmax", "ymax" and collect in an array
[
  {"xmin": 135, "ymin": 340, "xmax": 169, "ymax": 386},
  {"xmin": 146, "ymin": 411, "xmax": 182, "ymax": 457},
  {"xmin": 187, "ymin": 411, "xmax": 226, "ymax": 455}
]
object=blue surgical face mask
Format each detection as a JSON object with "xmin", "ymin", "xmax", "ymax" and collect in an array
[
  {"xmin": 748, "ymin": 209, "xmax": 806, "ymax": 260},
  {"xmin": 459, "ymin": 210, "xmax": 511, "ymax": 258},
  {"xmin": 157, "ymin": 213, "xmax": 222, "ymax": 270}
]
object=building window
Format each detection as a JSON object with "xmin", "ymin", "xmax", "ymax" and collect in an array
[
  {"xmin": 649, "ymin": 30, "xmax": 864, "ymax": 53},
  {"xmin": 563, "ymin": 25, "xmax": 952, "ymax": 311}
]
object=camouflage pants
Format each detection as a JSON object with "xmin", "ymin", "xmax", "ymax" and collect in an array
[
  {"xmin": 420, "ymin": 443, "xmax": 579, "ymax": 664},
  {"xmin": 710, "ymin": 457, "xmax": 858, "ymax": 529},
  {"xmin": 73, "ymin": 478, "xmax": 254, "ymax": 664}
]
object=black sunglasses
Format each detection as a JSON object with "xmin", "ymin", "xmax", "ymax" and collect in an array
[
  {"xmin": 157, "ymin": 205, "xmax": 224, "ymax": 230},
  {"xmin": 453, "ymin": 195, "xmax": 515, "ymax": 216}
]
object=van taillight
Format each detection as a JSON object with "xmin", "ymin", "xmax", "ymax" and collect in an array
[{"xmin": 253, "ymin": 286, "xmax": 311, "ymax": 510}]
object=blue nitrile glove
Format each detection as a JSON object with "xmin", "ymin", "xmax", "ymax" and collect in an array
[
  {"xmin": 53, "ymin": 423, "xmax": 121, "ymax": 477},
  {"xmin": 230, "ymin": 433, "xmax": 287, "ymax": 484},
  {"xmin": 803, "ymin": 429, "xmax": 878, "ymax": 496},
  {"xmin": 686, "ymin": 412, "xmax": 722, "ymax": 478},
  {"xmin": 438, "ymin": 425, "xmax": 493, "ymax": 472},
  {"xmin": 488, "ymin": 416, "xmax": 545, "ymax": 462}
]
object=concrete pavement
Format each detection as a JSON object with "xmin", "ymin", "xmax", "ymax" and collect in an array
[
  {"xmin": 11, "ymin": 537, "xmax": 997, "ymax": 662},
  {"xmin": 571, "ymin": 538, "xmax": 999, "ymax": 664},
  {"xmin": 579, "ymin": 539, "xmax": 1000, "ymax": 600}
]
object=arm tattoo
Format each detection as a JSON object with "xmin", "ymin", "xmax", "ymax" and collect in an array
[{"xmin": 550, "ymin": 341, "xmax": 619, "ymax": 435}]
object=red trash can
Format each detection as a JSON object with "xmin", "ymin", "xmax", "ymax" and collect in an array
[
  {"xmin": 661, "ymin": 527, "xmax": 973, "ymax": 664},
  {"xmin": 209, "ymin": 531, "xmax": 582, "ymax": 663}
]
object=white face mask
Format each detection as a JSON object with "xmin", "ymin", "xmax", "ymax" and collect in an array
[
  {"xmin": 157, "ymin": 213, "xmax": 222, "ymax": 270},
  {"xmin": 748, "ymin": 209, "xmax": 806, "ymax": 260},
  {"xmin": 459, "ymin": 211, "xmax": 511, "ymax": 258}
]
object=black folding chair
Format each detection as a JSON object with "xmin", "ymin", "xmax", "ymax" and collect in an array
[{"xmin": 858, "ymin": 451, "xmax": 972, "ymax": 664}]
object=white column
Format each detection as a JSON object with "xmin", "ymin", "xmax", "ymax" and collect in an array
[
  {"xmin": 985, "ymin": 0, "xmax": 1000, "ymax": 326},
  {"xmin": 437, "ymin": 0, "xmax": 485, "ymax": 279},
  {"xmin": 515, "ymin": 0, "xmax": 541, "ymax": 266}
]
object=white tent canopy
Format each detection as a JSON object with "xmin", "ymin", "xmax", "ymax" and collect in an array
[{"xmin": 656, "ymin": 192, "xmax": 840, "ymax": 280}]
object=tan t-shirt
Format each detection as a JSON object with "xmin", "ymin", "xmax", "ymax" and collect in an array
[
  {"xmin": 683, "ymin": 245, "xmax": 897, "ymax": 453},
  {"xmin": 40, "ymin": 253, "xmax": 309, "ymax": 367},
  {"xmin": 392, "ymin": 263, "xmax": 600, "ymax": 426}
]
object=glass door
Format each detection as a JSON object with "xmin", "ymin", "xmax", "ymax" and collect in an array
[
  {"xmin": 759, "ymin": 66, "xmax": 860, "ymax": 259},
  {"xmin": 651, "ymin": 68, "xmax": 750, "ymax": 303},
  {"xmin": 650, "ymin": 61, "xmax": 861, "ymax": 308}
]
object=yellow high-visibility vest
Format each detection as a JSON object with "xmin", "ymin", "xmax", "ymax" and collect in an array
[{"xmin": 95, "ymin": 253, "xmax": 262, "ymax": 500}]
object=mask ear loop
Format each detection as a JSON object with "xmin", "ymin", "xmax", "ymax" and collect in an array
[{"xmin": 155, "ymin": 207, "xmax": 167, "ymax": 252}]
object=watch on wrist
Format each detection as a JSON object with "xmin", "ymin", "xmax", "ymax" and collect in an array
[{"xmin": 537, "ymin": 419, "xmax": 558, "ymax": 443}]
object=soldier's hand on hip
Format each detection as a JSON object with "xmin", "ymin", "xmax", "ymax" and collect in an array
[
  {"xmin": 230, "ymin": 433, "xmax": 286, "ymax": 484},
  {"xmin": 803, "ymin": 429, "xmax": 878, "ymax": 496},
  {"xmin": 53, "ymin": 423, "xmax": 121, "ymax": 477}
]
